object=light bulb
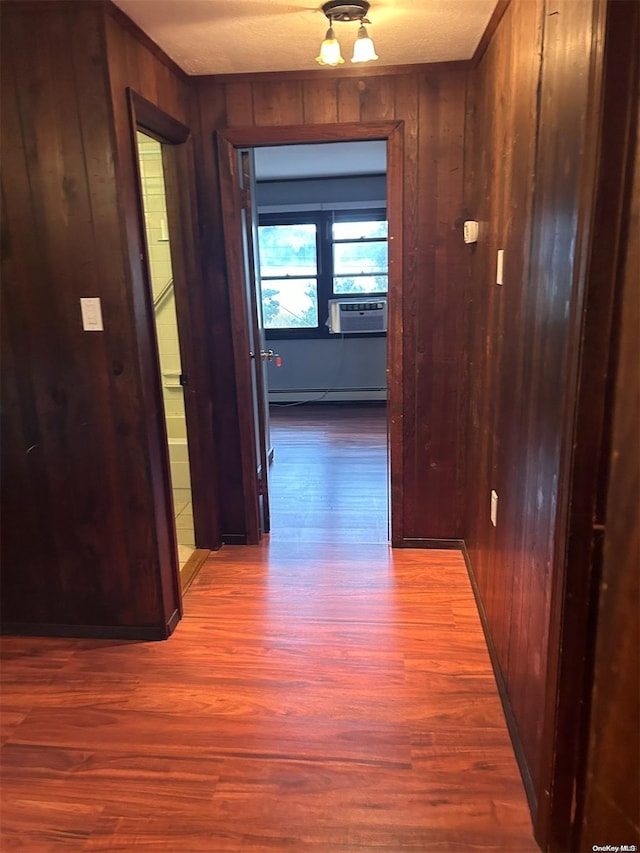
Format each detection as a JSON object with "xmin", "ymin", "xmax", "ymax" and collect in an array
[
  {"xmin": 351, "ymin": 23, "xmax": 378, "ymax": 63},
  {"xmin": 316, "ymin": 26, "xmax": 344, "ymax": 66}
]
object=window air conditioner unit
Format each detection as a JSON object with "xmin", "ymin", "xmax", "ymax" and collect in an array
[{"xmin": 327, "ymin": 298, "xmax": 388, "ymax": 334}]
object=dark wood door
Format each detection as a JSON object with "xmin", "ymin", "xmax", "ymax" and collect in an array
[
  {"xmin": 240, "ymin": 149, "xmax": 271, "ymax": 535},
  {"xmin": 217, "ymin": 136, "xmax": 271, "ymax": 543}
]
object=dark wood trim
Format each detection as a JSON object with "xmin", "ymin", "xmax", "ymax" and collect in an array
[
  {"xmin": 128, "ymin": 90, "xmax": 223, "ymax": 554},
  {"xmin": 128, "ymin": 89, "xmax": 190, "ymax": 145},
  {"xmin": 0, "ymin": 623, "xmax": 171, "ymax": 641},
  {"xmin": 216, "ymin": 133, "xmax": 263, "ymax": 545},
  {"xmin": 386, "ymin": 121, "xmax": 404, "ymax": 547},
  {"xmin": 399, "ymin": 538, "xmax": 465, "ymax": 550},
  {"xmin": 217, "ymin": 121, "xmax": 404, "ymax": 548},
  {"xmin": 165, "ymin": 608, "xmax": 181, "ymax": 637},
  {"xmin": 471, "ymin": 1, "xmax": 511, "ymax": 67},
  {"xmin": 180, "ymin": 549, "xmax": 210, "ymax": 595},
  {"xmin": 203, "ymin": 61, "xmax": 473, "ymax": 87},
  {"xmin": 220, "ymin": 121, "xmax": 403, "ymax": 149},
  {"xmin": 126, "ymin": 93, "xmax": 184, "ymax": 624},
  {"xmin": 461, "ymin": 543, "xmax": 538, "ymax": 814},
  {"xmin": 221, "ymin": 534, "xmax": 249, "ymax": 545}
]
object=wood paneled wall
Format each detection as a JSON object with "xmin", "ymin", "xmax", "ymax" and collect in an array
[
  {"xmin": 464, "ymin": 0, "xmax": 544, "ymax": 797},
  {"xmin": 191, "ymin": 68, "xmax": 470, "ymax": 544},
  {"xmin": 0, "ymin": 1, "xmax": 191, "ymax": 636},
  {"xmin": 463, "ymin": 0, "xmax": 607, "ymax": 836}
]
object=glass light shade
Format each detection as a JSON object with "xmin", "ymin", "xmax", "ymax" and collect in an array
[
  {"xmin": 316, "ymin": 27, "xmax": 344, "ymax": 66},
  {"xmin": 351, "ymin": 24, "xmax": 378, "ymax": 63}
]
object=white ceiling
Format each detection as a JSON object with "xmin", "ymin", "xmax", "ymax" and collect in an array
[
  {"xmin": 112, "ymin": 0, "xmax": 498, "ymax": 76},
  {"xmin": 254, "ymin": 141, "xmax": 386, "ymax": 180}
]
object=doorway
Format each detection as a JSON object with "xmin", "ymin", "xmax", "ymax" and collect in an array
[
  {"xmin": 128, "ymin": 89, "xmax": 220, "ymax": 598},
  {"xmin": 253, "ymin": 140, "xmax": 390, "ymax": 543},
  {"xmin": 136, "ymin": 132, "xmax": 196, "ymax": 571},
  {"xmin": 216, "ymin": 120, "xmax": 404, "ymax": 546}
]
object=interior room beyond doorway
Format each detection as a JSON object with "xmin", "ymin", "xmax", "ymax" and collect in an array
[{"xmin": 267, "ymin": 403, "xmax": 388, "ymax": 544}]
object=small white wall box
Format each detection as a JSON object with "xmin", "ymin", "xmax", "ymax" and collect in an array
[
  {"xmin": 328, "ymin": 298, "xmax": 388, "ymax": 334},
  {"xmin": 463, "ymin": 220, "xmax": 479, "ymax": 244}
]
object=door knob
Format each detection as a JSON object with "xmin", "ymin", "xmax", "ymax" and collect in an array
[{"xmin": 260, "ymin": 350, "xmax": 274, "ymax": 361}]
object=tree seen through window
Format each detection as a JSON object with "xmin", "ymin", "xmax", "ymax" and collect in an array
[{"xmin": 258, "ymin": 211, "xmax": 387, "ymax": 334}]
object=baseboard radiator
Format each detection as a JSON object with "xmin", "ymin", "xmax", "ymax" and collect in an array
[{"xmin": 268, "ymin": 388, "xmax": 387, "ymax": 404}]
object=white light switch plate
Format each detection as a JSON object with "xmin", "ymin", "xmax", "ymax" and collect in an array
[
  {"xmin": 496, "ymin": 250, "xmax": 504, "ymax": 285},
  {"xmin": 80, "ymin": 297, "xmax": 104, "ymax": 331},
  {"xmin": 490, "ymin": 490, "xmax": 498, "ymax": 527}
]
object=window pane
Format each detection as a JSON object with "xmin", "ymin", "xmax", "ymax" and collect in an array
[
  {"xmin": 258, "ymin": 224, "xmax": 317, "ymax": 277},
  {"xmin": 334, "ymin": 241, "xmax": 388, "ymax": 275},
  {"xmin": 334, "ymin": 275, "xmax": 388, "ymax": 295},
  {"xmin": 333, "ymin": 220, "xmax": 388, "ymax": 240},
  {"xmin": 261, "ymin": 279, "xmax": 318, "ymax": 328}
]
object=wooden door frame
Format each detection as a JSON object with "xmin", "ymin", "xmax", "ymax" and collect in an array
[
  {"xmin": 127, "ymin": 90, "xmax": 221, "ymax": 621},
  {"xmin": 216, "ymin": 121, "xmax": 404, "ymax": 546}
]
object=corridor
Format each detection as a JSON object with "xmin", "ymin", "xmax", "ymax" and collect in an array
[{"xmin": 0, "ymin": 406, "xmax": 536, "ymax": 850}]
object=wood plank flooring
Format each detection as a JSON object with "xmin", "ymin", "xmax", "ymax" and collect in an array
[
  {"xmin": 268, "ymin": 404, "xmax": 389, "ymax": 544},
  {"xmin": 0, "ymin": 406, "xmax": 537, "ymax": 851}
]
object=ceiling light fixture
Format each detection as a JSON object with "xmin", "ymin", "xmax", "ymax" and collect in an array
[
  {"xmin": 316, "ymin": 19, "xmax": 345, "ymax": 66},
  {"xmin": 351, "ymin": 21, "xmax": 378, "ymax": 63},
  {"xmin": 316, "ymin": 0, "xmax": 379, "ymax": 66}
]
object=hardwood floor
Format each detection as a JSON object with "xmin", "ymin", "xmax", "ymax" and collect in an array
[
  {"xmin": 268, "ymin": 404, "xmax": 389, "ymax": 544},
  {"xmin": 0, "ymin": 406, "xmax": 537, "ymax": 851}
]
